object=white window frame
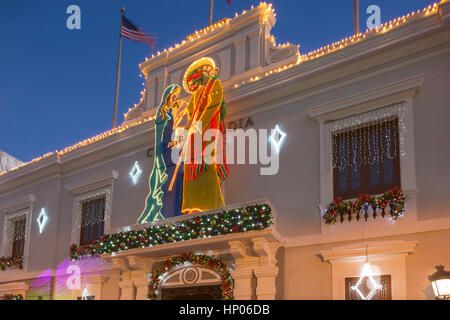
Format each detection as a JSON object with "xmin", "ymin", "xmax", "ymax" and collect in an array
[
  {"xmin": 308, "ymin": 75, "xmax": 423, "ymax": 234},
  {"xmin": 66, "ymin": 170, "xmax": 118, "ymax": 245},
  {"xmin": 0, "ymin": 194, "xmax": 35, "ymax": 272}
]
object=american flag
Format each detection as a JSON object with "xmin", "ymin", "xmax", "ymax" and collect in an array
[{"xmin": 121, "ymin": 16, "xmax": 156, "ymax": 47}]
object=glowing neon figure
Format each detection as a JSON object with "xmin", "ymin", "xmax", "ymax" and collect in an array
[
  {"xmin": 178, "ymin": 57, "xmax": 229, "ymax": 214},
  {"xmin": 138, "ymin": 84, "xmax": 184, "ymax": 223}
]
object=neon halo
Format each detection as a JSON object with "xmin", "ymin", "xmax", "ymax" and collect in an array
[{"xmin": 183, "ymin": 57, "xmax": 216, "ymax": 94}]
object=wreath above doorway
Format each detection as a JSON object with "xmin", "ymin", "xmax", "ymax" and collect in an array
[{"xmin": 148, "ymin": 252, "xmax": 233, "ymax": 300}]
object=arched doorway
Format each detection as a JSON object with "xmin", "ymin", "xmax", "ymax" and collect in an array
[{"xmin": 159, "ymin": 265, "xmax": 223, "ymax": 300}]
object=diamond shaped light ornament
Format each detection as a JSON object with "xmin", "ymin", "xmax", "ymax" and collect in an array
[
  {"xmin": 129, "ymin": 161, "xmax": 142, "ymax": 185},
  {"xmin": 37, "ymin": 208, "xmax": 48, "ymax": 234},
  {"xmin": 351, "ymin": 263, "xmax": 383, "ymax": 300},
  {"xmin": 269, "ymin": 125, "xmax": 287, "ymax": 152},
  {"xmin": 81, "ymin": 288, "xmax": 89, "ymax": 300}
]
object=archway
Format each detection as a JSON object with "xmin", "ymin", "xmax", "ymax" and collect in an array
[
  {"xmin": 160, "ymin": 265, "xmax": 223, "ymax": 300},
  {"xmin": 148, "ymin": 253, "xmax": 233, "ymax": 300}
]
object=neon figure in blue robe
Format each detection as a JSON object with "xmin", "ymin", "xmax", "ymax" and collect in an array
[{"xmin": 138, "ymin": 84, "xmax": 184, "ymax": 223}]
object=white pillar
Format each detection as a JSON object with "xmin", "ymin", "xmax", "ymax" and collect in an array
[
  {"xmin": 252, "ymin": 238, "xmax": 280, "ymax": 300},
  {"xmin": 118, "ymin": 274, "xmax": 134, "ymax": 300},
  {"xmin": 132, "ymin": 270, "xmax": 149, "ymax": 300},
  {"xmin": 230, "ymin": 269, "xmax": 254, "ymax": 300},
  {"xmin": 253, "ymin": 266, "xmax": 278, "ymax": 300}
]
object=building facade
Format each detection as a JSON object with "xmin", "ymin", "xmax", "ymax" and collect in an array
[{"xmin": 1, "ymin": 2, "xmax": 450, "ymax": 300}]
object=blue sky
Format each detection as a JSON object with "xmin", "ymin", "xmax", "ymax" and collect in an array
[{"xmin": 0, "ymin": 0, "xmax": 435, "ymax": 162}]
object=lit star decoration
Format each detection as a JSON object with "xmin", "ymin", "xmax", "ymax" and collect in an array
[
  {"xmin": 37, "ymin": 208, "xmax": 49, "ymax": 234},
  {"xmin": 269, "ymin": 125, "xmax": 286, "ymax": 152},
  {"xmin": 129, "ymin": 161, "xmax": 142, "ymax": 185},
  {"xmin": 351, "ymin": 263, "xmax": 383, "ymax": 300},
  {"xmin": 81, "ymin": 288, "xmax": 89, "ymax": 300}
]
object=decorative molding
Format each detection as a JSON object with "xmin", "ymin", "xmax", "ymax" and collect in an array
[
  {"xmin": 307, "ymin": 74, "xmax": 424, "ymax": 122},
  {"xmin": 0, "ymin": 281, "xmax": 29, "ymax": 293},
  {"xmin": 319, "ymin": 240, "xmax": 418, "ymax": 263},
  {"xmin": 160, "ymin": 266, "xmax": 221, "ymax": 288},
  {"xmin": 252, "ymin": 237, "xmax": 280, "ymax": 267},
  {"xmin": 228, "ymin": 240, "xmax": 259, "ymax": 270},
  {"xmin": 65, "ymin": 170, "xmax": 119, "ymax": 195},
  {"xmin": 127, "ymin": 256, "xmax": 153, "ymax": 272},
  {"xmin": 0, "ymin": 194, "xmax": 36, "ymax": 212},
  {"xmin": 111, "ymin": 257, "xmax": 131, "ymax": 272}
]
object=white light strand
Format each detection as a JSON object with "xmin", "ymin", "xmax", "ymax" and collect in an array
[{"xmin": 326, "ymin": 101, "xmax": 407, "ymax": 170}]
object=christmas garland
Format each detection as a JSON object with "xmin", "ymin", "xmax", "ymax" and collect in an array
[
  {"xmin": 2, "ymin": 294, "xmax": 23, "ymax": 300},
  {"xmin": 0, "ymin": 255, "xmax": 23, "ymax": 271},
  {"xmin": 70, "ymin": 204, "xmax": 272, "ymax": 260},
  {"xmin": 323, "ymin": 187, "xmax": 405, "ymax": 224},
  {"xmin": 148, "ymin": 252, "xmax": 233, "ymax": 300}
]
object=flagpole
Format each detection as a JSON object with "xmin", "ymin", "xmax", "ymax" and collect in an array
[
  {"xmin": 353, "ymin": 0, "xmax": 359, "ymax": 35},
  {"xmin": 113, "ymin": 7, "xmax": 124, "ymax": 129},
  {"xmin": 209, "ymin": 0, "xmax": 214, "ymax": 25}
]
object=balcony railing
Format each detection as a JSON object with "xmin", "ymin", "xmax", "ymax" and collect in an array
[
  {"xmin": 0, "ymin": 254, "xmax": 23, "ymax": 271},
  {"xmin": 323, "ymin": 187, "xmax": 405, "ymax": 224}
]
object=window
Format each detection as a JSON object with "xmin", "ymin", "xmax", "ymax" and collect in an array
[
  {"xmin": 332, "ymin": 117, "xmax": 400, "ymax": 199},
  {"xmin": 79, "ymin": 196, "xmax": 105, "ymax": 246},
  {"xmin": 345, "ymin": 275, "xmax": 392, "ymax": 300},
  {"xmin": 12, "ymin": 216, "xmax": 26, "ymax": 256},
  {"xmin": 1, "ymin": 210, "xmax": 28, "ymax": 259}
]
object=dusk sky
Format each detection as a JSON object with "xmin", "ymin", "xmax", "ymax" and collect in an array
[{"xmin": 1, "ymin": 0, "xmax": 435, "ymax": 162}]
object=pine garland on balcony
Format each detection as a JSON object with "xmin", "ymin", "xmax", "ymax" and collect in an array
[
  {"xmin": 323, "ymin": 187, "xmax": 405, "ymax": 224},
  {"xmin": 70, "ymin": 204, "xmax": 273, "ymax": 261},
  {"xmin": 0, "ymin": 255, "xmax": 23, "ymax": 271},
  {"xmin": 2, "ymin": 294, "xmax": 23, "ymax": 300},
  {"xmin": 148, "ymin": 252, "xmax": 233, "ymax": 300}
]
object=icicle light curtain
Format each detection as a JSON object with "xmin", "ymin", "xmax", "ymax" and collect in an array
[{"xmin": 326, "ymin": 102, "xmax": 406, "ymax": 199}]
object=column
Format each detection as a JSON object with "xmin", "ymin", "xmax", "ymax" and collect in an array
[
  {"xmin": 230, "ymin": 269, "xmax": 254, "ymax": 300},
  {"xmin": 253, "ymin": 266, "xmax": 279, "ymax": 300},
  {"xmin": 228, "ymin": 240, "xmax": 259, "ymax": 300},
  {"xmin": 85, "ymin": 274, "xmax": 105, "ymax": 300},
  {"xmin": 131, "ymin": 270, "xmax": 149, "ymax": 300},
  {"xmin": 128, "ymin": 256, "xmax": 154, "ymax": 301},
  {"xmin": 118, "ymin": 273, "xmax": 134, "ymax": 300},
  {"xmin": 112, "ymin": 257, "xmax": 134, "ymax": 300},
  {"xmin": 252, "ymin": 238, "xmax": 280, "ymax": 300}
]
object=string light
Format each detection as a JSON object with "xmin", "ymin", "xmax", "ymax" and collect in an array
[
  {"xmin": 0, "ymin": 2, "xmax": 441, "ymax": 178},
  {"xmin": 233, "ymin": 2, "xmax": 439, "ymax": 88}
]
